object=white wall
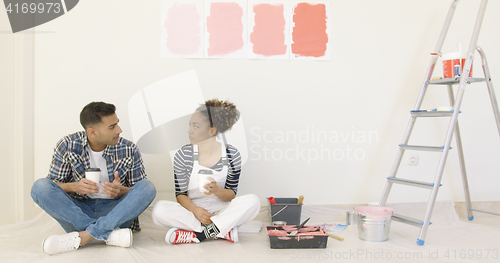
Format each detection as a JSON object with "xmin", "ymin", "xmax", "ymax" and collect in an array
[
  {"xmin": 0, "ymin": 11, "xmax": 16, "ymax": 225},
  {"xmin": 8, "ymin": 0, "xmax": 500, "ymax": 211}
]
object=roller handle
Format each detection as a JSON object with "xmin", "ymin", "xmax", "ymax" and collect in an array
[
  {"xmin": 328, "ymin": 233, "xmax": 344, "ymax": 241},
  {"xmin": 297, "ymin": 195, "xmax": 304, "ymax": 204}
]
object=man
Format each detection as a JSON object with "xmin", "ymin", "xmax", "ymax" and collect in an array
[{"xmin": 31, "ymin": 101, "xmax": 156, "ymax": 254}]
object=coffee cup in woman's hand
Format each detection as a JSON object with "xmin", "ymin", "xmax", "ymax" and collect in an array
[
  {"xmin": 199, "ymin": 175, "xmax": 213, "ymax": 193},
  {"xmin": 198, "ymin": 169, "xmax": 214, "ymax": 193},
  {"xmin": 203, "ymin": 178, "xmax": 217, "ymax": 195}
]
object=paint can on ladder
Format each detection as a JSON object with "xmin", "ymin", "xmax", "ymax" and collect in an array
[{"xmin": 442, "ymin": 43, "xmax": 473, "ymax": 78}]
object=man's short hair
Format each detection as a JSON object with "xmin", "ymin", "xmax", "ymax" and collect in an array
[{"xmin": 80, "ymin": 102, "xmax": 116, "ymax": 129}]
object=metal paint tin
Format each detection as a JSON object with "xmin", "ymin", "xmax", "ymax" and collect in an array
[
  {"xmin": 346, "ymin": 211, "xmax": 356, "ymax": 225},
  {"xmin": 354, "ymin": 206, "xmax": 394, "ymax": 242}
]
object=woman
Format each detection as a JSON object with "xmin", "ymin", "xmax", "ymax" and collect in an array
[{"xmin": 152, "ymin": 99, "xmax": 260, "ymax": 244}]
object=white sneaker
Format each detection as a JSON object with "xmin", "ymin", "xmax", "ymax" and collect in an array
[
  {"xmin": 42, "ymin": 232, "xmax": 81, "ymax": 255},
  {"xmin": 106, "ymin": 228, "xmax": 133, "ymax": 247}
]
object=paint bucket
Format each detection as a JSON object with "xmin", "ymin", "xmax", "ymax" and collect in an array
[
  {"xmin": 268, "ymin": 198, "xmax": 302, "ymax": 225},
  {"xmin": 354, "ymin": 206, "xmax": 394, "ymax": 242},
  {"xmin": 442, "ymin": 43, "xmax": 472, "ymax": 78}
]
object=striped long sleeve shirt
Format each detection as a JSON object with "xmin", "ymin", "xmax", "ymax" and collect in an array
[{"xmin": 174, "ymin": 144, "xmax": 241, "ymax": 197}]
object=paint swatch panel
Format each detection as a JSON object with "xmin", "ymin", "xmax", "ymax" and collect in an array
[
  {"xmin": 161, "ymin": 1, "xmax": 204, "ymax": 58},
  {"xmin": 206, "ymin": 1, "xmax": 246, "ymax": 58},
  {"xmin": 250, "ymin": 3, "xmax": 287, "ymax": 57},
  {"xmin": 161, "ymin": 0, "xmax": 330, "ymax": 60},
  {"xmin": 291, "ymin": 2, "xmax": 329, "ymax": 59}
]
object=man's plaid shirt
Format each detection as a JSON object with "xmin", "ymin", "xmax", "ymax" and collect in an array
[{"xmin": 47, "ymin": 131, "xmax": 147, "ymax": 231}]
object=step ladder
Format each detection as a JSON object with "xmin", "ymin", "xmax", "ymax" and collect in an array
[{"xmin": 379, "ymin": 0, "xmax": 500, "ymax": 246}]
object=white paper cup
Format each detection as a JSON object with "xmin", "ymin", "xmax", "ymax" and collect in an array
[
  {"xmin": 85, "ymin": 168, "xmax": 101, "ymax": 185},
  {"xmin": 198, "ymin": 170, "xmax": 213, "ymax": 193}
]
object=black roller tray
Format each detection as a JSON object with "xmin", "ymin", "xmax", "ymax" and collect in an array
[{"xmin": 266, "ymin": 225, "xmax": 328, "ymax": 249}]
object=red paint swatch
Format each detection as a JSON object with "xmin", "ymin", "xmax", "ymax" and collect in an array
[
  {"xmin": 292, "ymin": 3, "xmax": 328, "ymax": 58},
  {"xmin": 206, "ymin": 2, "xmax": 244, "ymax": 56},
  {"xmin": 250, "ymin": 4, "xmax": 287, "ymax": 56}
]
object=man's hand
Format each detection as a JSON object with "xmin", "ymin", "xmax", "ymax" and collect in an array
[
  {"xmin": 102, "ymin": 171, "xmax": 122, "ymax": 198},
  {"xmin": 75, "ymin": 178, "xmax": 99, "ymax": 195},
  {"xmin": 192, "ymin": 206, "xmax": 214, "ymax": 225}
]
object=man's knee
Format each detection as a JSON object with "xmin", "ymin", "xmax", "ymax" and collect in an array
[
  {"xmin": 31, "ymin": 178, "xmax": 55, "ymax": 200},
  {"xmin": 132, "ymin": 180, "xmax": 156, "ymax": 201}
]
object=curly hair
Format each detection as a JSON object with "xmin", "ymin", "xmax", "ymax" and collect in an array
[{"xmin": 196, "ymin": 99, "xmax": 240, "ymax": 135}]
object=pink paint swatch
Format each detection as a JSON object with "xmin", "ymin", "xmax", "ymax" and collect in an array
[
  {"xmin": 206, "ymin": 2, "xmax": 244, "ymax": 56},
  {"xmin": 292, "ymin": 3, "xmax": 328, "ymax": 58},
  {"xmin": 250, "ymin": 4, "xmax": 287, "ymax": 56},
  {"xmin": 164, "ymin": 3, "xmax": 201, "ymax": 55}
]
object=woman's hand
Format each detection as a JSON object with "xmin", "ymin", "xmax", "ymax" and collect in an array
[
  {"xmin": 176, "ymin": 195, "xmax": 213, "ymax": 224},
  {"xmin": 192, "ymin": 206, "xmax": 214, "ymax": 224},
  {"xmin": 203, "ymin": 178, "xmax": 236, "ymax": 202},
  {"xmin": 203, "ymin": 178, "xmax": 221, "ymax": 195}
]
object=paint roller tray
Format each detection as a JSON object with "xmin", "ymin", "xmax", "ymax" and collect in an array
[{"xmin": 266, "ymin": 225, "xmax": 328, "ymax": 249}]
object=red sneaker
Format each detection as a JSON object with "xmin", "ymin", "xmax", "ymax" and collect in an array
[
  {"xmin": 165, "ymin": 228, "xmax": 200, "ymax": 244},
  {"xmin": 221, "ymin": 227, "xmax": 239, "ymax": 243}
]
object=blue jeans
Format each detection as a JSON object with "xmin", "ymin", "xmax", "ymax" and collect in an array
[{"xmin": 31, "ymin": 178, "xmax": 156, "ymax": 241}]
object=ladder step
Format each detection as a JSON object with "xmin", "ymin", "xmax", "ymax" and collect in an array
[
  {"xmin": 399, "ymin": 144, "xmax": 451, "ymax": 152},
  {"xmin": 387, "ymin": 177, "xmax": 441, "ymax": 189},
  {"xmin": 427, "ymin": 77, "xmax": 486, "ymax": 85},
  {"xmin": 392, "ymin": 214, "xmax": 431, "ymax": 228},
  {"xmin": 411, "ymin": 110, "xmax": 455, "ymax": 117}
]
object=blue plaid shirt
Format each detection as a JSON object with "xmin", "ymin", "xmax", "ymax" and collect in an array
[{"xmin": 47, "ymin": 131, "xmax": 147, "ymax": 230}]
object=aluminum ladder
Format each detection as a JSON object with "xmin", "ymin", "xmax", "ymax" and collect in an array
[{"xmin": 379, "ymin": 0, "xmax": 500, "ymax": 246}]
